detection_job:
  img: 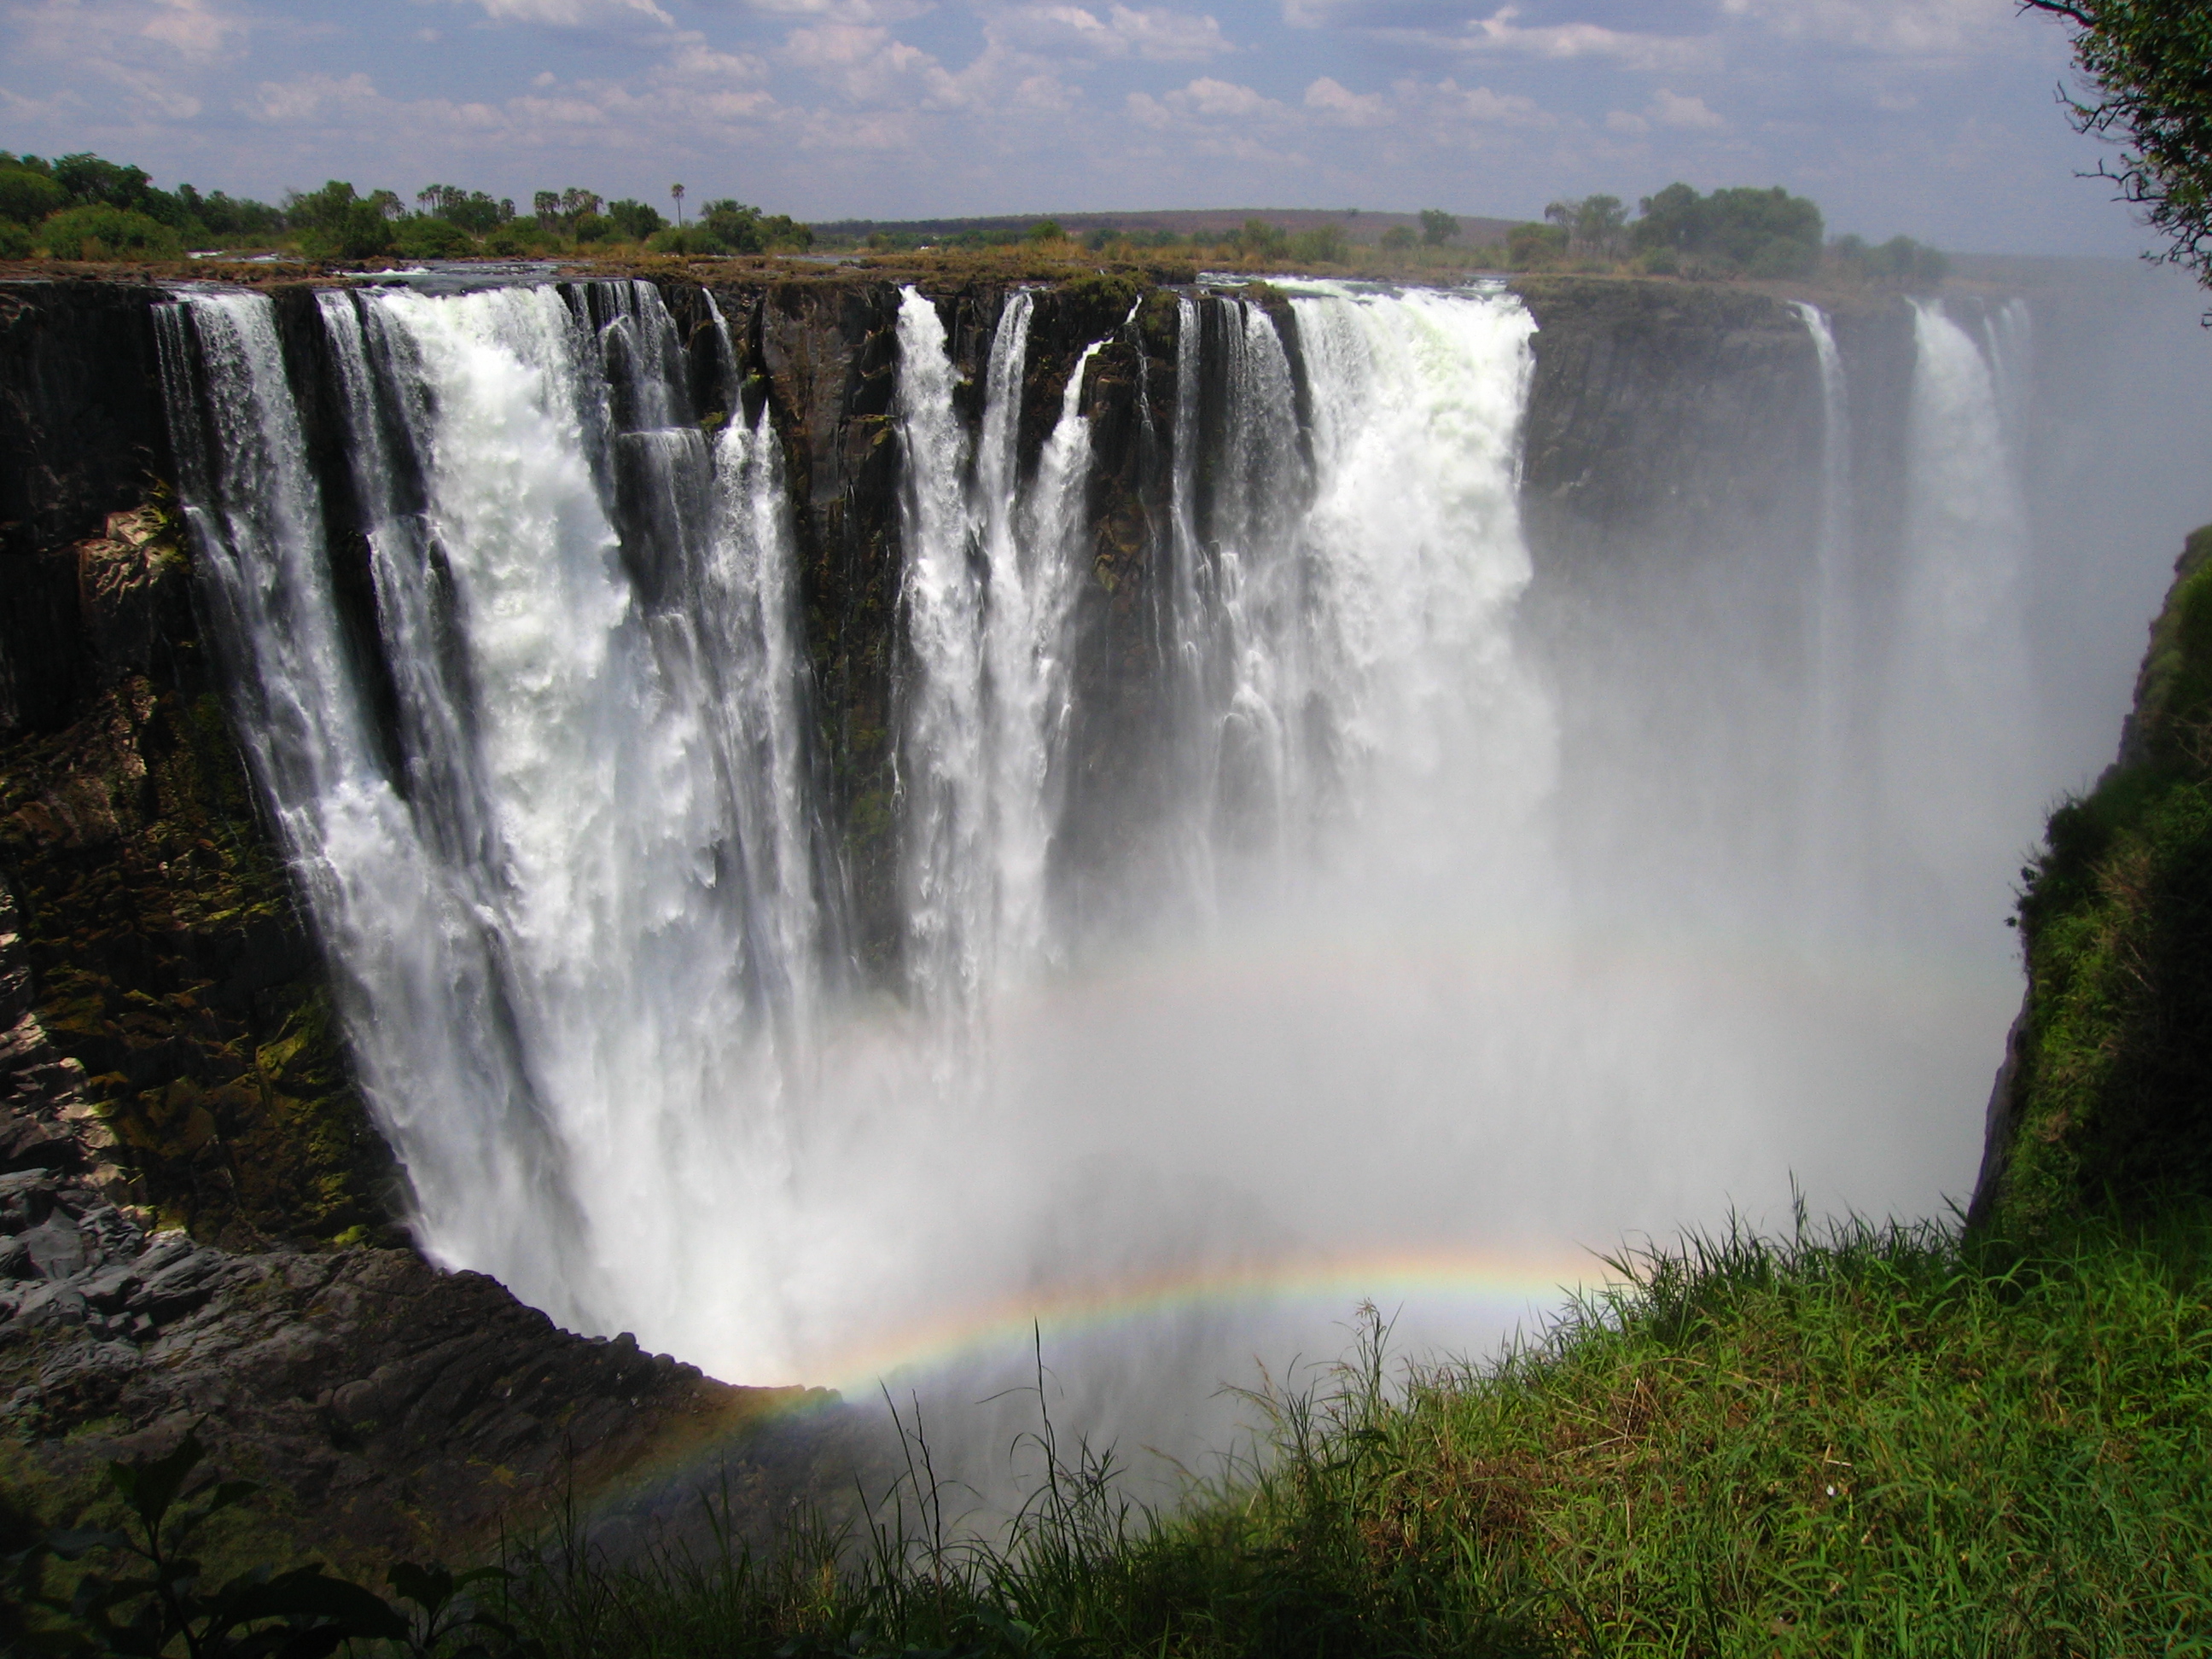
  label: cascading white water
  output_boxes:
[151,268,2108,1494]
[161,281,838,1368]
[1791,301,1859,932]
[894,288,1109,1022]
[1884,299,2035,923]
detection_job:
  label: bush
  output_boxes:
[1233,217,1289,262]
[394,215,474,259]
[1379,224,1417,252]
[484,221,550,257]
[1289,222,1349,265]
[0,218,32,259]
[1506,220,1569,269]
[1027,218,1064,242]
[36,203,183,260]
[0,164,65,224]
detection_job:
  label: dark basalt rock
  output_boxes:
[0,1155,828,1563]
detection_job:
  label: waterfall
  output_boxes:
[894,290,1109,1022]
[148,272,1714,1402]
[1791,301,1857,928]
[160,281,830,1370]
[1884,298,2035,919]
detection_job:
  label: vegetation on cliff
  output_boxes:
[1981,528,2212,1238]
[21,1208,2207,1656]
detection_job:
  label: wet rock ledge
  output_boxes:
[0,887,823,1563]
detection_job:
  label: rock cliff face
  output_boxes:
[1970,525,2212,1237]
[0,268,1909,1549]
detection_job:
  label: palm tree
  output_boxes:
[671,183,685,225]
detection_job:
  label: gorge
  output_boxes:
[4,260,2209,1536]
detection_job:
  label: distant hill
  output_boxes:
[812,207,1525,247]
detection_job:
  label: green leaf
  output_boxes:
[108,1430,206,1537]
[212,1565,411,1643]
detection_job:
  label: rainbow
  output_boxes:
[814,1245,1610,1395]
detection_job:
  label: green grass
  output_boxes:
[492,1209,2212,1658]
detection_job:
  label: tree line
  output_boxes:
[0,152,812,261]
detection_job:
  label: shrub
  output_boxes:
[0,165,65,224]
[0,218,32,259]
[1289,222,1349,265]
[1379,224,1417,251]
[1234,217,1289,261]
[484,221,550,257]
[36,203,183,260]
[1027,218,1064,242]
[1506,220,1569,269]
[395,214,474,259]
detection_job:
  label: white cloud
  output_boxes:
[993,4,1230,62]
[1344,5,1717,74]
[460,0,673,27]
[12,0,246,61]
[242,71,380,124]
[727,0,932,22]
[141,0,243,58]
[1719,0,2017,56]
[1649,88,1725,131]
[661,34,771,82]
[1303,76,1388,127]
[1168,76,1279,119]
[1605,108,1649,136]
[780,23,960,104]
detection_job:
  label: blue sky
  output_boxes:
[0,0,2155,251]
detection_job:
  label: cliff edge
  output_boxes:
[1972,526,2212,1237]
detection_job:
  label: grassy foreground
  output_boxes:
[500,1211,2212,1658]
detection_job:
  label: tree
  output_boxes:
[287,180,401,259]
[0,163,64,224]
[1506,220,1569,269]
[417,183,512,232]
[1418,207,1458,246]
[2022,1,2212,290]
[1027,218,1065,242]
[1545,194,1628,260]
[1290,221,1349,265]
[608,198,667,241]
[670,181,685,224]
[1235,217,1289,261]
[1631,182,1822,277]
